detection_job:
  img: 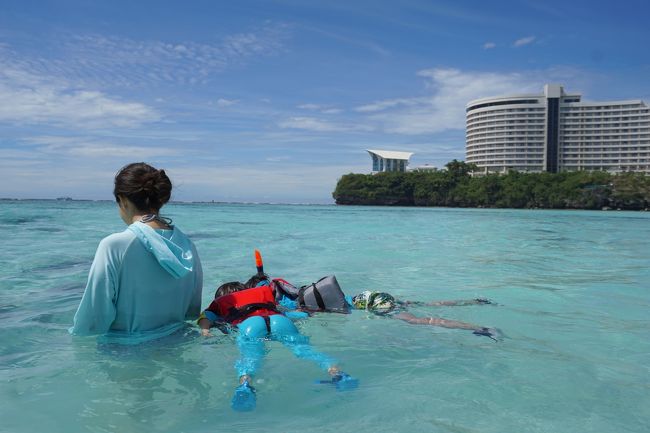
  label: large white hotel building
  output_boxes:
[465,84,650,174]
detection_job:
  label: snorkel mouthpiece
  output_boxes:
[254,249,264,276]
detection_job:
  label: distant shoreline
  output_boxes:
[4,197,650,212]
[332,161,650,211]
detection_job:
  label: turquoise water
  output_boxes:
[1,201,649,433]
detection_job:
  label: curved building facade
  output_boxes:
[466,85,650,174]
[367,149,413,172]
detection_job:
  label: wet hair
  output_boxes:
[215,281,246,299]
[113,162,172,212]
[244,274,269,289]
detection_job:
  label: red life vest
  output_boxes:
[207,285,278,325]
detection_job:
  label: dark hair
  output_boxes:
[215,281,246,299]
[113,162,172,212]
[244,274,269,289]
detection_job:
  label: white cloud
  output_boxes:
[298,104,322,110]
[483,42,496,49]
[265,156,292,162]
[355,97,424,113]
[321,108,342,114]
[513,36,536,47]
[278,116,373,132]
[0,64,160,128]
[285,67,577,136]
[358,68,545,135]
[298,104,342,114]
[20,135,181,159]
[216,98,238,107]
[52,24,289,88]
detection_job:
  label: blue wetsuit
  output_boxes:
[200,302,336,378]
[234,314,334,377]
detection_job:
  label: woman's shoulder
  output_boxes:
[97,229,137,251]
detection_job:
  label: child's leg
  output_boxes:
[394,312,501,341]
[231,316,267,411]
[403,299,493,307]
[235,316,268,379]
[268,314,336,372]
[393,311,480,330]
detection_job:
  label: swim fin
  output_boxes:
[317,372,359,391]
[472,327,501,341]
[475,298,493,305]
[231,381,257,411]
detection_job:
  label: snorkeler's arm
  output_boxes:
[197,309,221,336]
[198,315,212,336]
[71,237,119,335]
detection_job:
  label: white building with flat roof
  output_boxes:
[367,149,413,172]
[465,84,650,174]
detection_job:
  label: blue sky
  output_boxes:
[1,0,649,203]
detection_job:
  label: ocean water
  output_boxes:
[1,200,649,433]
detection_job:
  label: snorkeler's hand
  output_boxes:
[472,327,501,341]
[201,328,213,337]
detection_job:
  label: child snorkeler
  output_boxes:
[198,256,357,412]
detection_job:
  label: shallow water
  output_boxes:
[1,201,649,433]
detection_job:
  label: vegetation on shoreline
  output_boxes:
[333,160,650,210]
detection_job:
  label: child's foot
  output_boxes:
[332,372,359,391]
[317,371,359,391]
[231,380,256,411]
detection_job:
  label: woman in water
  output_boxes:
[71,162,203,339]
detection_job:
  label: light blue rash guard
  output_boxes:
[71,222,203,340]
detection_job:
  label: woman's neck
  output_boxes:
[132,212,171,229]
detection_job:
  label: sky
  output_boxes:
[1,0,649,203]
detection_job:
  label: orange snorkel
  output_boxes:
[254,249,264,276]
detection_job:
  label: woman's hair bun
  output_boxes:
[114,163,172,211]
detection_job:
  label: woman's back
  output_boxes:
[70,162,203,340]
[72,225,202,336]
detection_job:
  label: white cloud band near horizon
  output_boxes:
[281,67,571,135]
